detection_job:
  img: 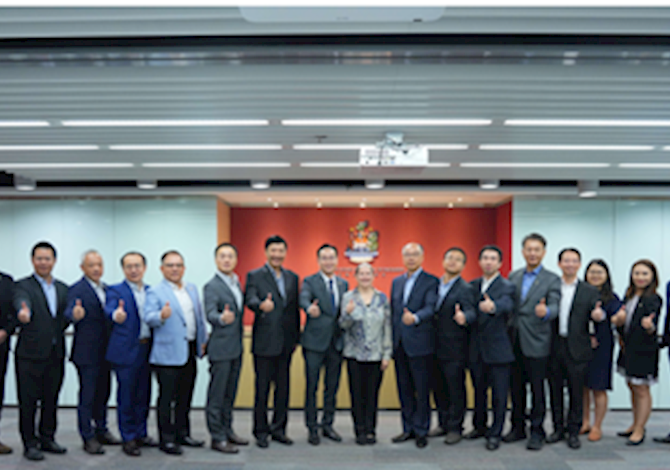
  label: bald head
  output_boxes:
[81,250,103,284]
[401,242,424,273]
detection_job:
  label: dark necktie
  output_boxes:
[329,278,336,312]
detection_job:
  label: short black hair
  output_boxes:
[317,244,338,257]
[120,251,146,267]
[522,232,547,248]
[265,235,287,250]
[215,242,238,256]
[32,241,57,259]
[558,247,581,261]
[479,245,503,262]
[161,250,183,263]
[444,247,467,263]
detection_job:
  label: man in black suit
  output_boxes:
[14,241,69,461]
[299,244,348,445]
[547,248,600,449]
[430,247,476,446]
[467,245,516,451]
[0,271,17,454]
[245,235,300,449]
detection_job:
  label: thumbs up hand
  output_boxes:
[307,299,321,318]
[402,307,416,326]
[260,293,274,313]
[113,299,127,324]
[611,305,626,327]
[591,301,605,322]
[72,298,86,321]
[18,301,31,324]
[454,303,467,326]
[641,312,656,331]
[160,301,172,320]
[220,304,235,325]
[345,298,355,315]
[535,297,548,318]
[479,293,495,314]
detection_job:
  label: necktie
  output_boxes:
[329,279,336,311]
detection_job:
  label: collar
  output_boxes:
[166,279,185,291]
[266,262,284,277]
[561,277,579,288]
[320,271,336,283]
[525,265,543,276]
[441,275,460,286]
[405,267,423,280]
[85,276,104,289]
[482,272,500,284]
[217,270,239,284]
[126,280,145,292]
[34,273,53,286]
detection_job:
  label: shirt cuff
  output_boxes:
[542,307,551,321]
[413,314,420,325]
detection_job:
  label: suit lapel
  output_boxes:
[30,275,51,317]
[406,271,423,306]
[521,269,543,307]
[81,277,103,311]
[262,265,282,300]
[161,280,184,322]
[214,275,239,313]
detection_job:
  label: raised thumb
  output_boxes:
[312,299,319,305]
[21,301,27,309]
[75,299,82,307]
[165,301,170,307]
[118,299,125,309]
[224,304,230,311]
[455,303,461,312]
[266,293,272,300]
[540,297,546,305]
[483,293,490,300]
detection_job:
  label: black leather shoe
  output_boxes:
[179,436,205,447]
[617,430,634,437]
[427,427,447,438]
[366,434,377,445]
[486,437,501,451]
[465,428,487,440]
[136,436,159,448]
[526,434,544,451]
[24,447,44,461]
[653,435,670,444]
[308,429,320,446]
[626,432,645,446]
[567,434,581,449]
[40,440,67,454]
[256,436,269,449]
[227,433,249,446]
[211,440,239,454]
[271,433,293,445]
[322,426,342,442]
[83,438,105,455]
[546,430,565,444]
[502,428,527,443]
[392,432,415,443]
[444,432,462,445]
[159,442,183,455]
[415,436,428,448]
[355,435,367,445]
[96,431,122,446]
[122,441,141,457]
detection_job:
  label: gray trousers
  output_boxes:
[205,356,242,442]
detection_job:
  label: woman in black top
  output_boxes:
[612,259,662,446]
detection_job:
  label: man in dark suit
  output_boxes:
[245,235,300,449]
[13,241,69,461]
[300,244,348,445]
[105,251,157,457]
[204,242,248,454]
[467,245,516,451]
[504,233,561,451]
[390,242,439,449]
[0,271,17,454]
[547,248,600,449]
[430,247,476,446]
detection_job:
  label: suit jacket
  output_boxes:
[65,277,112,366]
[245,265,300,357]
[105,280,149,366]
[391,270,439,357]
[622,293,662,355]
[13,274,69,361]
[663,282,670,349]
[0,272,17,350]
[433,276,476,362]
[468,275,516,364]
[203,274,244,362]
[550,280,600,363]
[508,266,561,359]
[299,273,348,353]
[145,279,207,366]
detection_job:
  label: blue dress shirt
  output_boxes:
[35,273,57,317]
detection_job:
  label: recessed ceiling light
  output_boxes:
[300,162,359,168]
[110,144,282,151]
[457,197,463,202]
[409,197,415,202]
[578,180,598,198]
[251,179,271,190]
[0,121,50,127]
[62,120,269,127]
[14,175,36,191]
[137,180,157,190]
[282,119,491,126]
[0,163,133,169]
[479,179,500,189]
[505,119,670,127]
[365,179,385,190]
[360,202,366,208]
[403,202,410,208]
[479,144,653,151]
[462,162,610,168]
[448,202,454,208]
[316,202,323,208]
[0,145,99,151]
[273,202,279,208]
[142,162,291,168]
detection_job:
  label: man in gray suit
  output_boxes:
[300,244,349,445]
[503,233,561,451]
[204,243,249,454]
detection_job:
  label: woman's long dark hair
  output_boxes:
[625,259,659,300]
[584,259,615,305]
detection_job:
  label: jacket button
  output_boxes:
[182,322,186,326]
[184,337,187,341]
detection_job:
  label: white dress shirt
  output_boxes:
[128,281,151,340]
[86,277,106,306]
[559,278,578,337]
[481,273,499,294]
[168,281,197,341]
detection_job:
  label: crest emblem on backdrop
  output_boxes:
[345,220,379,264]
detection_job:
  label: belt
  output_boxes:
[139,338,150,344]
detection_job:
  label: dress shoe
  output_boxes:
[546,430,566,444]
[588,427,602,442]
[23,447,44,461]
[83,438,105,455]
[271,433,293,445]
[502,428,527,443]
[256,436,269,449]
[391,432,415,443]
[211,440,239,454]
[415,436,428,448]
[355,435,367,446]
[366,434,377,445]
[567,434,581,449]
[427,427,447,438]
[227,433,249,446]
[136,436,159,447]
[617,430,634,437]
[40,440,67,454]
[159,442,183,455]
[444,432,462,445]
[179,436,205,447]
[96,431,122,446]
[308,429,320,446]
[526,434,544,451]
[653,435,670,444]
[626,432,645,446]
[464,428,487,440]
[486,437,501,451]
[322,426,342,442]
[0,442,12,454]
[122,441,141,457]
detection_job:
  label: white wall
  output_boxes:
[513,198,670,409]
[0,197,218,407]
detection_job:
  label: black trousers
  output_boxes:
[346,359,383,437]
[469,361,510,438]
[153,341,197,444]
[510,338,548,437]
[15,348,65,449]
[0,341,8,429]
[548,337,588,436]
[394,346,431,437]
[75,362,111,441]
[303,343,342,430]
[205,356,242,442]
[433,358,466,434]
[253,351,292,439]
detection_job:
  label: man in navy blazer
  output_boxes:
[145,250,207,455]
[64,250,119,455]
[467,245,516,451]
[390,242,439,449]
[105,251,157,457]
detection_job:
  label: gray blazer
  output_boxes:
[299,273,348,353]
[203,274,244,362]
[508,266,561,358]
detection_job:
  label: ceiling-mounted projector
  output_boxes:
[359,132,429,168]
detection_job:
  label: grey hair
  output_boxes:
[81,249,101,264]
[354,262,375,276]
[401,242,424,255]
